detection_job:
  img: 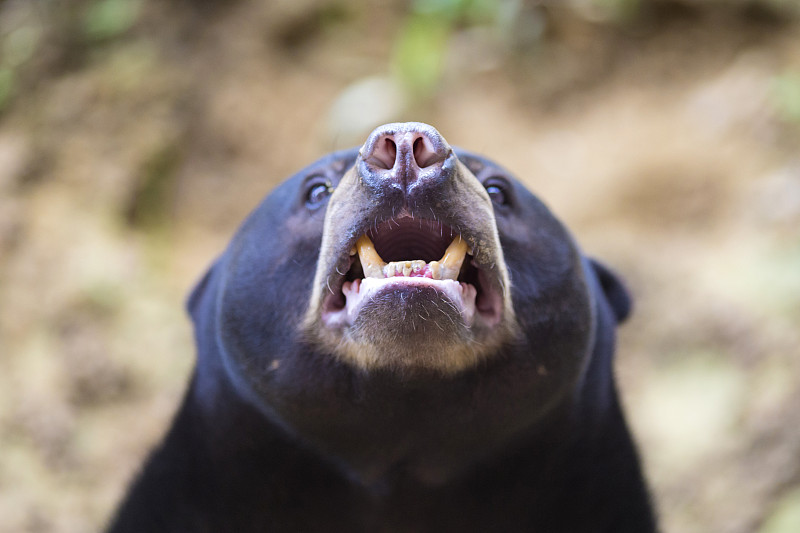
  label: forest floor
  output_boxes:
[1,1,800,532]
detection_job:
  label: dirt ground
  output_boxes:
[1,1,800,532]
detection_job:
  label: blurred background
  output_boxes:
[0,0,799,531]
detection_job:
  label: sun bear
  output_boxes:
[107,122,656,532]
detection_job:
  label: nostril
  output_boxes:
[413,135,443,168]
[361,123,450,178]
[368,136,397,170]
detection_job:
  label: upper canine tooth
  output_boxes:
[356,235,386,278]
[439,236,468,280]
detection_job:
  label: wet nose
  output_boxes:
[359,122,453,196]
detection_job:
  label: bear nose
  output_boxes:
[364,126,447,171]
[359,122,452,197]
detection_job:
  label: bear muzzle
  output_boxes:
[303,123,516,374]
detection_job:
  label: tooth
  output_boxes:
[439,236,468,280]
[383,260,427,277]
[429,261,441,280]
[356,234,468,281]
[356,235,386,278]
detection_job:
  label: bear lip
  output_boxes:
[323,277,478,329]
[319,214,504,330]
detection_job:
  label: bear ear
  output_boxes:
[588,258,632,324]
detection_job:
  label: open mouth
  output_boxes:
[321,216,503,329]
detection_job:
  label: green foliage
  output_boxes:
[772,71,800,123]
[392,0,512,98]
[760,488,800,533]
[83,0,142,41]
[0,24,41,112]
[127,143,182,230]
[0,68,14,111]
[411,0,497,21]
[591,0,642,21]
[392,14,451,98]
[766,0,800,15]
[4,26,42,68]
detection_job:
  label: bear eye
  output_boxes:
[306,179,333,207]
[484,178,509,206]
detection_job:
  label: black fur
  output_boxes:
[106,146,656,532]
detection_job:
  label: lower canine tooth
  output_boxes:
[429,261,441,280]
[356,235,387,278]
[439,236,468,280]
